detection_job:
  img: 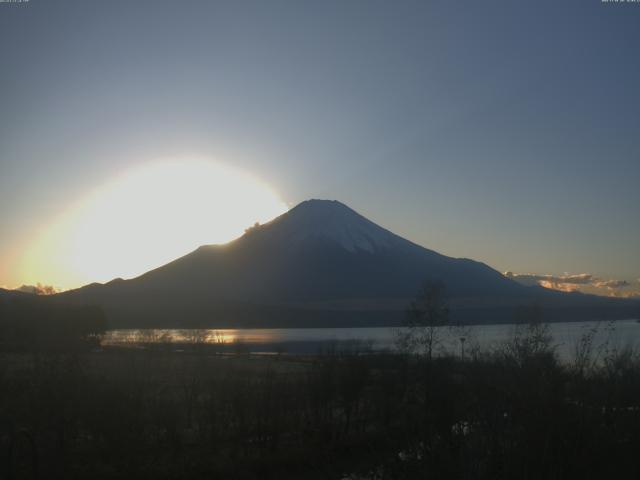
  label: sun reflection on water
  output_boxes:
[103,329,275,346]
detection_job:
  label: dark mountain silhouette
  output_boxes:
[56,200,639,328]
[0,288,31,299]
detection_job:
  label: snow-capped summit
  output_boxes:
[248,199,403,253]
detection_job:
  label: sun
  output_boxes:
[20,160,288,289]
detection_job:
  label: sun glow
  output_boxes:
[20,160,288,289]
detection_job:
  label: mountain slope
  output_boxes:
[57,200,638,327]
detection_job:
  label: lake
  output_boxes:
[104,318,640,359]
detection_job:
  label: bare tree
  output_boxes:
[504,303,554,366]
[182,329,210,354]
[397,281,450,360]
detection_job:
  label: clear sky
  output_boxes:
[1,0,639,296]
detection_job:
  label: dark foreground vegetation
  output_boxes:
[2,290,640,479]
[0,295,106,353]
[1,326,640,480]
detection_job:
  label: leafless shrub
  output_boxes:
[397,281,450,360]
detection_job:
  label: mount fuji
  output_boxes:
[56,200,637,327]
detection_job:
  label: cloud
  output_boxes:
[504,272,595,287]
[594,279,631,289]
[504,271,638,296]
[538,280,580,293]
[16,283,59,295]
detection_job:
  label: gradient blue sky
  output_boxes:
[1,0,639,294]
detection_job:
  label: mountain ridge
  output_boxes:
[56,199,638,328]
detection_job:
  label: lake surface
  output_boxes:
[104,319,640,359]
